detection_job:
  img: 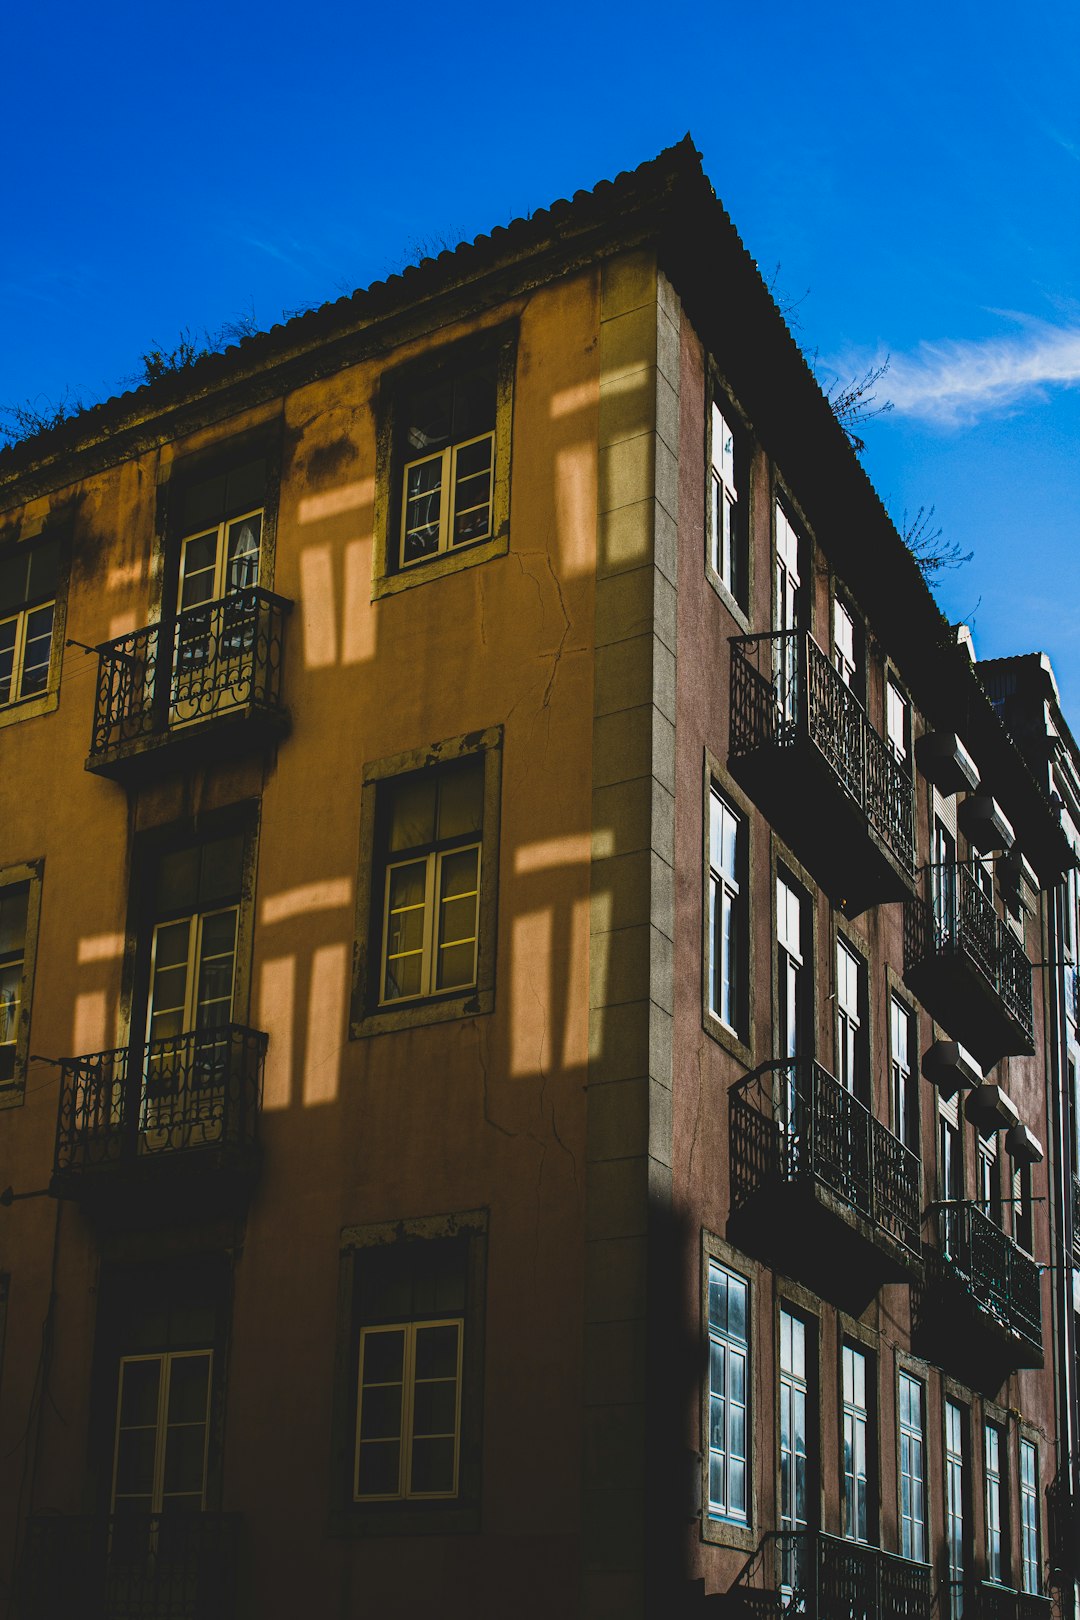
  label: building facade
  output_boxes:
[0,141,1074,1618]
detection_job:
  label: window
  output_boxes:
[779,1309,813,1595]
[707,396,747,606]
[0,862,41,1101]
[985,1421,1007,1584]
[890,996,918,1155]
[0,536,60,710]
[0,884,29,1086]
[709,791,747,1039]
[375,333,514,592]
[334,1210,486,1534]
[979,1139,1003,1229]
[945,1400,967,1617]
[833,598,858,689]
[898,1371,927,1563]
[113,1350,213,1514]
[1012,1159,1034,1255]
[938,1101,963,1258]
[379,759,482,1005]
[1020,1438,1039,1594]
[707,1262,749,1523]
[777,874,809,1064]
[836,938,869,1101]
[842,1343,873,1544]
[886,679,911,767]
[774,503,804,724]
[353,732,501,1035]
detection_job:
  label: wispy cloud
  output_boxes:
[836,318,1080,427]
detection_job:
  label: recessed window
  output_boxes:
[0,537,60,709]
[0,884,29,1086]
[985,1421,1007,1584]
[890,996,918,1155]
[708,397,748,607]
[836,938,869,1102]
[842,1343,874,1545]
[833,598,857,688]
[708,789,747,1039]
[779,1308,814,1596]
[1020,1438,1040,1594]
[707,1261,749,1523]
[113,1350,213,1514]
[945,1399,967,1614]
[898,1371,927,1563]
[886,679,910,767]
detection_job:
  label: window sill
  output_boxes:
[704,565,750,634]
[372,531,508,600]
[702,1008,753,1071]
[0,689,59,731]
[701,1513,756,1553]
[352,987,494,1039]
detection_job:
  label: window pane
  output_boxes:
[20,604,54,696]
[410,1435,455,1494]
[357,1440,400,1496]
[359,1381,404,1440]
[403,455,443,561]
[414,1323,459,1381]
[0,884,29,957]
[167,1354,211,1425]
[437,760,484,839]
[389,777,438,853]
[226,514,261,590]
[361,1327,405,1384]
[0,619,15,705]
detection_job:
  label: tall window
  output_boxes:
[777,874,809,1063]
[1012,1159,1034,1255]
[938,1104,963,1259]
[379,758,483,1005]
[945,1400,967,1617]
[354,1238,468,1501]
[779,1309,812,1594]
[775,503,803,725]
[707,1261,749,1523]
[836,939,868,1100]
[709,399,746,604]
[0,537,59,709]
[934,819,958,943]
[0,883,29,1085]
[979,1140,1003,1228]
[842,1344,873,1544]
[890,996,918,1154]
[898,1372,926,1563]
[886,679,910,767]
[709,790,746,1038]
[1020,1439,1039,1594]
[113,1350,213,1514]
[833,598,857,688]
[985,1422,1006,1584]
[398,363,496,569]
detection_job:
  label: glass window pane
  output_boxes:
[361,1328,405,1385]
[437,761,484,840]
[166,1355,210,1425]
[356,1439,400,1496]
[389,778,438,852]
[414,1323,459,1380]
[410,1435,455,1494]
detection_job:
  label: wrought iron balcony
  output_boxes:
[52,1024,266,1210]
[21,1511,240,1620]
[922,1201,1043,1367]
[729,1060,922,1293]
[1048,1455,1080,1583]
[729,631,915,913]
[946,1580,1052,1619]
[904,862,1034,1067]
[87,587,291,780]
[1072,1172,1080,1264]
[727,1530,932,1619]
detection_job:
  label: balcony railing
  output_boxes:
[728,1530,932,1619]
[1047,1454,1080,1581]
[926,1201,1043,1361]
[53,1024,266,1200]
[946,1581,1052,1619]
[88,587,290,775]
[1072,1172,1080,1263]
[730,1060,922,1271]
[21,1512,240,1620]
[729,631,915,904]
[904,862,1034,1060]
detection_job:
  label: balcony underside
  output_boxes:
[915,1263,1043,1380]
[730,741,913,916]
[903,949,1034,1069]
[729,1173,921,1305]
[50,1133,261,1223]
[86,699,289,783]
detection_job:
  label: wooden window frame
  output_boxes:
[0,859,43,1108]
[354,1319,463,1502]
[111,1349,213,1515]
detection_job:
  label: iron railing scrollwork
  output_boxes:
[21,1511,241,1620]
[905,862,1034,1046]
[728,1530,932,1618]
[54,1024,266,1181]
[90,588,290,761]
[729,631,915,878]
[943,1579,1053,1619]
[730,1060,921,1259]
[927,1201,1042,1356]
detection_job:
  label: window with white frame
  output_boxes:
[842,1343,872,1544]
[945,1399,967,1616]
[886,679,910,767]
[774,502,804,726]
[898,1371,927,1563]
[353,1236,468,1502]
[112,1349,213,1514]
[890,996,918,1155]
[1020,1438,1039,1594]
[398,364,496,569]
[707,1261,749,1523]
[1012,1159,1034,1255]
[0,537,60,709]
[833,598,857,689]
[0,883,29,1086]
[836,938,868,1101]
[709,789,746,1039]
[985,1421,1006,1584]
[779,1308,812,1595]
[709,399,746,604]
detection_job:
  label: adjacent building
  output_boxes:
[0,139,1075,1618]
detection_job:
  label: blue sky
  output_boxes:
[4,0,1079,714]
